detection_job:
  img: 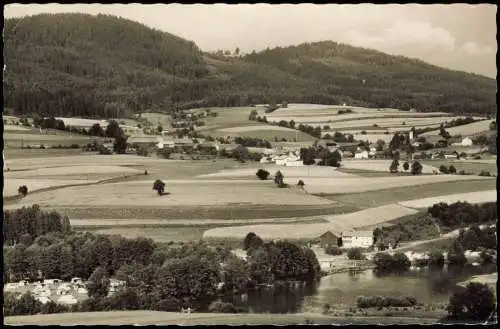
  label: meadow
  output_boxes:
[420,119,493,137]
[321,179,496,209]
[4,311,440,325]
[398,190,497,209]
[340,160,439,173]
[422,159,498,175]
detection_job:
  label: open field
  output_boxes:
[317,117,461,130]
[457,273,497,291]
[203,204,418,240]
[79,218,326,243]
[55,117,108,128]
[211,127,315,142]
[321,179,496,209]
[345,133,394,144]
[34,203,359,221]
[8,180,335,208]
[4,165,143,181]
[3,124,30,131]
[267,112,450,124]
[398,190,497,209]
[422,160,497,175]
[336,168,413,177]
[3,178,99,198]
[3,154,182,171]
[341,160,439,173]
[4,148,85,159]
[197,165,357,179]
[301,175,493,195]
[4,311,440,325]
[140,112,172,128]
[196,107,260,131]
[421,119,494,137]
[3,131,101,148]
[219,125,296,132]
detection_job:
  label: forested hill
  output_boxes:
[3,13,496,118]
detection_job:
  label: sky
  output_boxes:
[4,3,497,78]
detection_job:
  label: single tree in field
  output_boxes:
[256,169,270,180]
[403,161,410,171]
[447,282,496,322]
[297,180,305,188]
[389,159,399,173]
[18,185,28,197]
[274,170,285,188]
[448,165,457,174]
[411,161,423,175]
[153,179,166,196]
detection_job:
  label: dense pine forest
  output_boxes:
[3,13,496,118]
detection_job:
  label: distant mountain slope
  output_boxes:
[3,14,496,118]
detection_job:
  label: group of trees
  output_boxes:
[357,295,417,309]
[456,225,496,251]
[439,164,457,174]
[427,201,497,230]
[3,205,71,246]
[233,137,272,148]
[389,159,422,175]
[300,147,342,167]
[373,252,411,273]
[243,233,322,283]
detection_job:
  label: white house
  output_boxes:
[461,137,473,147]
[284,158,304,167]
[341,231,373,248]
[354,150,369,160]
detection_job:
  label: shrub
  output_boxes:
[439,165,449,174]
[98,145,112,155]
[448,165,457,174]
[403,162,409,171]
[153,179,166,196]
[208,301,239,313]
[40,144,46,149]
[18,185,28,197]
[70,144,79,149]
[325,245,342,256]
[458,170,466,175]
[256,169,270,180]
[357,295,418,309]
[411,161,423,175]
[297,180,305,187]
[347,248,364,260]
[473,155,481,160]
[478,170,491,176]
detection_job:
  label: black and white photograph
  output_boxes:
[2,3,497,325]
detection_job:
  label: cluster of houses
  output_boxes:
[4,277,126,306]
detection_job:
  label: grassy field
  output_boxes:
[203,204,419,240]
[399,190,497,209]
[25,203,360,220]
[422,160,498,175]
[9,180,335,208]
[4,148,86,159]
[4,311,441,325]
[340,160,439,173]
[78,218,327,243]
[211,127,315,142]
[198,165,357,179]
[320,179,496,209]
[421,119,494,137]
[3,178,99,198]
[336,168,414,177]
[3,131,101,148]
[302,175,493,195]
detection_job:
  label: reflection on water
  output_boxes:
[224,264,496,314]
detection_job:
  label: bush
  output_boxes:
[448,165,456,174]
[347,248,364,260]
[325,245,342,256]
[458,170,467,175]
[70,144,79,149]
[98,145,112,155]
[439,165,449,174]
[208,301,239,313]
[447,282,495,322]
[411,161,423,175]
[478,170,491,176]
[297,180,305,187]
[256,169,270,180]
[357,295,418,309]
[18,185,28,196]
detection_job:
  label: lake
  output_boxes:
[226,264,496,314]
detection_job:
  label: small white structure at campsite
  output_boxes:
[341,231,373,248]
[354,150,369,160]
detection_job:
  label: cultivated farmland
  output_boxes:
[301,175,494,195]
[340,160,439,173]
[420,119,494,137]
[398,190,497,209]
